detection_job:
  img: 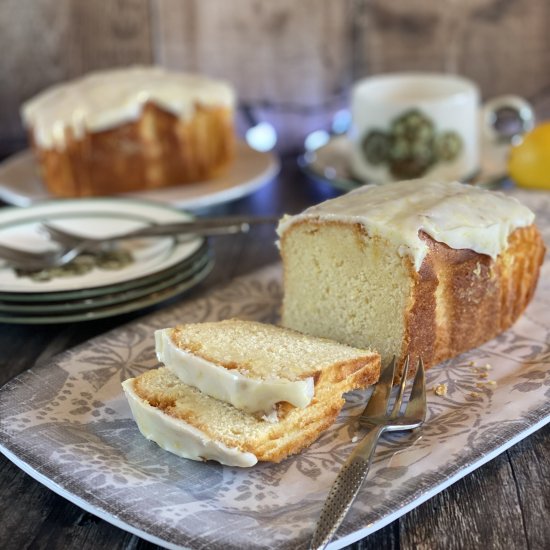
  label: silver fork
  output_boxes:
[0,215,279,271]
[309,355,426,550]
[40,214,280,249]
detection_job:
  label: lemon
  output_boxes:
[508,122,550,189]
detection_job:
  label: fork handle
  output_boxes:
[309,425,384,550]
[106,215,281,240]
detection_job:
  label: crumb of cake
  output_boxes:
[469,391,481,398]
[478,372,489,379]
[487,380,497,386]
[433,383,448,396]
[484,363,492,370]
[468,361,476,367]
[351,435,359,443]
[475,382,487,388]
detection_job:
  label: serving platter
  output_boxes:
[0,141,279,210]
[0,188,548,549]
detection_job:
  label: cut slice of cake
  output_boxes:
[21,67,236,197]
[277,179,545,376]
[155,319,379,416]
[123,320,380,466]
[123,357,378,466]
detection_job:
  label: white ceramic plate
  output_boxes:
[0,188,549,549]
[0,241,209,303]
[0,254,213,324]
[0,198,204,294]
[0,251,211,315]
[299,135,509,192]
[0,141,279,210]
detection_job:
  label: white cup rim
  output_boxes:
[353,72,478,104]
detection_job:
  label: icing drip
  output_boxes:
[21,66,236,149]
[277,179,535,270]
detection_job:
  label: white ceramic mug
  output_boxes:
[349,73,534,183]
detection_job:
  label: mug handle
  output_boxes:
[481,95,535,145]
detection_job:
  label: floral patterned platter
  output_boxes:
[0,189,549,550]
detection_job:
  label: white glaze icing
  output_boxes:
[21,66,236,149]
[122,378,257,467]
[277,179,535,270]
[155,329,314,415]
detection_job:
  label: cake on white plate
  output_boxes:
[21,66,236,197]
[277,179,545,378]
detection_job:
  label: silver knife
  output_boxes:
[117,214,282,238]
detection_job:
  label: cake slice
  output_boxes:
[123,320,380,466]
[155,319,379,416]
[123,359,377,466]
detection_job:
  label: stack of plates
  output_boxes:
[0,198,214,324]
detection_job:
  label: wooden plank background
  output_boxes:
[1,0,549,156]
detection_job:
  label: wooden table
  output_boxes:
[0,155,548,550]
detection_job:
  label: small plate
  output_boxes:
[0,141,280,210]
[0,251,211,314]
[0,241,209,303]
[0,198,205,294]
[0,254,213,324]
[299,135,509,192]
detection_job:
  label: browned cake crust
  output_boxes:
[403,224,545,376]
[30,102,234,198]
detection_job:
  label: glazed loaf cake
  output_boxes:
[277,180,545,376]
[21,67,236,197]
[123,320,380,466]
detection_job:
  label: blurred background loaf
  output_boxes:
[1,0,550,160]
[21,68,236,197]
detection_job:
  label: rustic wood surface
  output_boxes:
[0,0,152,158]
[0,156,548,550]
[352,0,550,101]
[2,0,550,156]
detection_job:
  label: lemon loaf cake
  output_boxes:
[21,66,236,197]
[155,319,380,416]
[277,180,545,376]
[123,321,380,466]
